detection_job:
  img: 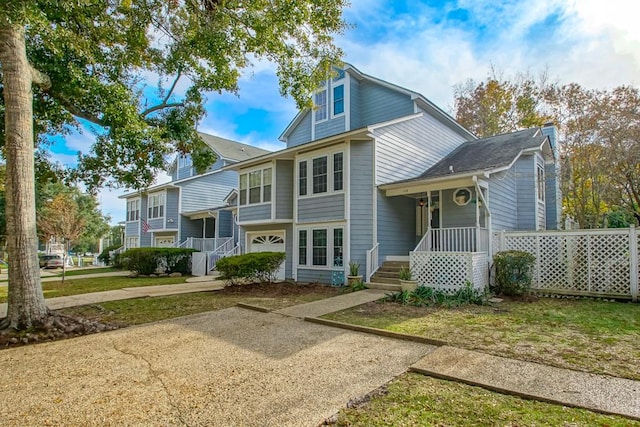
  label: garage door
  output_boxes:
[248,232,286,280]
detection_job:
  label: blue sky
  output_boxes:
[48,0,640,224]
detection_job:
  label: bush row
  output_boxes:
[215,252,286,285]
[119,248,197,275]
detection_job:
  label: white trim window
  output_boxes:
[239,167,273,205]
[125,236,139,249]
[298,225,344,268]
[332,83,344,116]
[314,88,328,122]
[127,199,140,222]
[148,192,165,219]
[298,150,344,197]
[178,154,192,168]
[537,164,545,202]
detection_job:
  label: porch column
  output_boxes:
[202,218,206,238]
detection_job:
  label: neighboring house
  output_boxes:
[120,133,270,253]
[227,63,562,289]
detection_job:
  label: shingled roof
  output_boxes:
[419,127,548,179]
[198,132,270,162]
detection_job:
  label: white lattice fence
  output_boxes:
[494,228,639,301]
[410,251,489,294]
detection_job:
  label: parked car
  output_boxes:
[40,254,65,269]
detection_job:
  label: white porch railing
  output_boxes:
[366,242,380,282]
[415,227,488,253]
[206,243,241,274]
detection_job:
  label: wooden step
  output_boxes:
[369,276,400,285]
[366,282,402,292]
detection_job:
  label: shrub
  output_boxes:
[492,250,536,296]
[120,248,196,275]
[98,244,122,265]
[215,252,285,285]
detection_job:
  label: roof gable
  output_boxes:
[198,132,270,161]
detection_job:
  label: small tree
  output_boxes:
[37,194,85,283]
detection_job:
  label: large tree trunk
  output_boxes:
[0,21,49,328]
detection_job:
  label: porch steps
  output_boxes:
[366,260,408,292]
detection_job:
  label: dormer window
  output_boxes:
[333,84,344,116]
[314,89,327,122]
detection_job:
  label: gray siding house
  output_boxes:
[121,133,269,251]
[228,63,562,287]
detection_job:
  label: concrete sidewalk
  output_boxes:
[0,279,225,317]
[273,288,388,318]
[411,346,640,420]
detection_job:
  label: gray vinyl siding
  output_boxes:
[180,216,203,241]
[177,170,236,212]
[315,115,346,140]
[205,157,225,173]
[349,141,374,268]
[165,189,179,229]
[148,217,164,230]
[488,170,518,231]
[515,156,536,230]
[441,188,477,228]
[217,210,233,238]
[275,160,294,220]
[240,224,293,279]
[296,269,332,285]
[177,164,193,180]
[238,204,271,222]
[139,198,151,246]
[350,78,361,129]
[376,193,416,259]
[297,194,345,223]
[545,162,560,229]
[287,111,312,148]
[374,110,468,185]
[359,80,414,126]
[125,221,139,236]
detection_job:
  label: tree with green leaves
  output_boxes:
[0,0,347,329]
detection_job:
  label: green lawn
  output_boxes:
[61,282,342,325]
[323,296,640,380]
[335,373,639,426]
[0,275,189,303]
[50,267,120,277]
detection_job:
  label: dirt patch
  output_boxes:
[218,281,342,298]
[0,312,118,350]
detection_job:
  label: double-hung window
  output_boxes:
[314,88,327,122]
[312,229,327,266]
[148,193,165,219]
[333,153,343,191]
[239,167,273,205]
[127,199,140,222]
[312,157,328,194]
[299,161,307,196]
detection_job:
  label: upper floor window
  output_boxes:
[299,151,344,197]
[239,167,272,206]
[178,154,192,168]
[537,164,545,202]
[312,157,328,194]
[299,161,308,196]
[127,199,140,222]
[148,192,165,219]
[333,153,343,191]
[314,89,327,122]
[333,84,344,116]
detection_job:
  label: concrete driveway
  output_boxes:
[0,307,435,426]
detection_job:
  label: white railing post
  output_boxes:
[630,225,638,302]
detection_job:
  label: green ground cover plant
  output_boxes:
[335,373,638,426]
[324,296,640,380]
